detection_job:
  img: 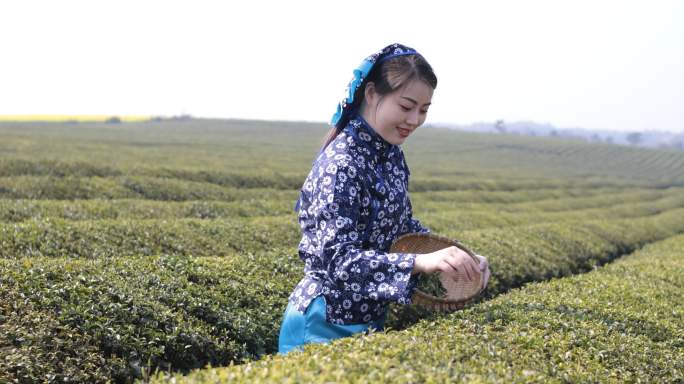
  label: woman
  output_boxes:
[279,43,490,355]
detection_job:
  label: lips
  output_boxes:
[397,127,411,137]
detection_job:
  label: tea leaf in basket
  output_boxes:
[417,273,447,298]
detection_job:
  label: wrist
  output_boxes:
[411,254,423,275]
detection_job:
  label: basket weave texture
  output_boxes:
[390,232,484,311]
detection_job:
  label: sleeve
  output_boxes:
[302,157,420,305]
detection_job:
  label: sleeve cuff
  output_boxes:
[394,253,421,305]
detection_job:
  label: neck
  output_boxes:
[358,104,383,139]
[358,103,374,129]
[349,112,395,159]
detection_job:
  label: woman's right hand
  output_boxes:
[411,246,481,283]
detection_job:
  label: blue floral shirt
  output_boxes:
[289,113,431,325]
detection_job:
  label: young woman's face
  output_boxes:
[361,79,434,145]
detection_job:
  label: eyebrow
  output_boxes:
[401,96,431,106]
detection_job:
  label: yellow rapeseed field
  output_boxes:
[0,115,150,122]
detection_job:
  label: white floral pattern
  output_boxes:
[289,112,431,325]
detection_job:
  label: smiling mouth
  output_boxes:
[397,127,410,137]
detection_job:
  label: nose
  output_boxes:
[406,110,419,126]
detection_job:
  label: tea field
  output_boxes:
[0,119,683,383]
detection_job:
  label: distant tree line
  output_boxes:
[149,114,194,122]
[482,119,684,152]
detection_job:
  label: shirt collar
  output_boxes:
[345,112,398,159]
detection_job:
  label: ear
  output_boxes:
[364,82,377,105]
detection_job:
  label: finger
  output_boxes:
[452,253,478,281]
[443,256,468,281]
[467,263,478,282]
[439,261,459,280]
[449,267,460,282]
[441,255,461,273]
[442,261,460,281]
[469,255,481,270]
[462,259,477,281]
[462,255,479,281]
[462,262,473,282]
[479,259,488,272]
[477,256,488,270]
[457,257,475,282]
[471,258,481,278]
[471,260,482,281]
[450,263,464,282]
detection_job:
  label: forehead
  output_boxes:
[395,79,433,105]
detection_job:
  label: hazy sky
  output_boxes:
[1,0,682,133]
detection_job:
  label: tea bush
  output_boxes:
[0,197,295,222]
[0,216,300,259]
[3,119,684,383]
[153,234,684,383]
[2,210,684,383]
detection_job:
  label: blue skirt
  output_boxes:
[278,295,387,355]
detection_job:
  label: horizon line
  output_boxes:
[0,114,680,134]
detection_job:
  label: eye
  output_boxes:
[400,105,411,111]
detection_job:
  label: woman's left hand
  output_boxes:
[474,254,491,290]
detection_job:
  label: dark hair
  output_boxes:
[319,54,438,153]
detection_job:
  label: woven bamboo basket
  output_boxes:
[390,232,485,311]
